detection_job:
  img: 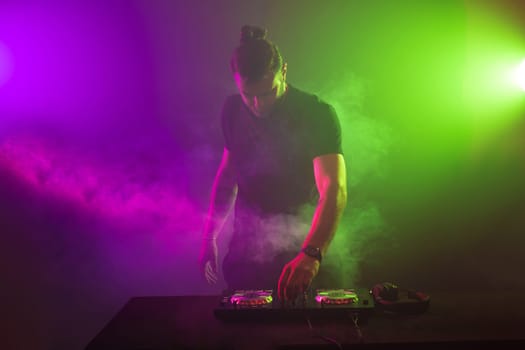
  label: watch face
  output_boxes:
[305,247,317,255]
[303,246,321,260]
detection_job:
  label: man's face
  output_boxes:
[234,65,287,118]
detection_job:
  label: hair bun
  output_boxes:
[240,25,268,44]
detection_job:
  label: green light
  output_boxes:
[513,59,525,92]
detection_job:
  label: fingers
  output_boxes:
[279,267,312,301]
[278,266,290,301]
[199,240,219,285]
[204,261,218,285]
[279,266,317,301]
[286,275,310,301]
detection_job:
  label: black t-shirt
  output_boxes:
[221,84,342,262]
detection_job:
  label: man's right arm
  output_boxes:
[199,148,238,284]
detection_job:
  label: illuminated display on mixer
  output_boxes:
[315,289,359,305]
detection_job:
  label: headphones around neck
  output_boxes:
[370,282,430,314]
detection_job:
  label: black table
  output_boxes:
[85,290,525,349]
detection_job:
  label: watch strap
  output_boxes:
[301,245,322,262]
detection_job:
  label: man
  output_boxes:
[199,25,347,301]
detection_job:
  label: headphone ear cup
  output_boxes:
[380,282,399,301]
[371,282,430,314]
[407,289,418,299]
[371,283,395,305]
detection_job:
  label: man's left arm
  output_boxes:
[304,153,347,255]
[278,153,347,300]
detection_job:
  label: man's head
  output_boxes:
[230,25,288,118]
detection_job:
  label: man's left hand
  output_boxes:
[278,253,320,301]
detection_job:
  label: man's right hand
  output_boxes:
[199,238,219,285]
[199,148,237,286]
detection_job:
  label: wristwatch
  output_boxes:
[301,245,322,262]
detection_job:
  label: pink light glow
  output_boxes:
[0,2,153,129]
[0,135,203,236]
[0,41,14,87]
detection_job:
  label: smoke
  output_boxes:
[212,72,395,288]
[304,71,396,287]
[0,124,218,295]
[328,204,396,287]
[235,206,315,264]
[0,133,205,238]
[0,124,229,350]
[313,71,395,188]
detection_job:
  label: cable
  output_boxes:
[306,315,313,331]
[305,315,343,350]
[350,312,364,343]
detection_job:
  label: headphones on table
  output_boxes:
[370,282,430,314]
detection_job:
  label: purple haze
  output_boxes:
[0,5,233,350]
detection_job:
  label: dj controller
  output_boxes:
[214,288,375,323]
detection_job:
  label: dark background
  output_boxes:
[1,1,524,349]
